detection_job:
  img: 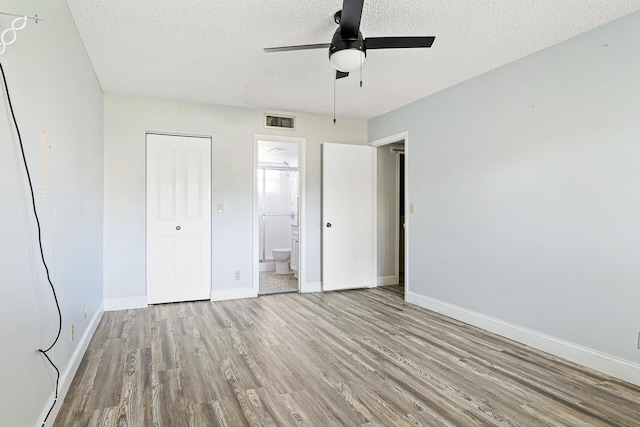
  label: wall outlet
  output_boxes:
[637,332,640,350]
[70,324,75,342]
[235,271,241,280]
[83,304,87,320]
[409,203,415,213]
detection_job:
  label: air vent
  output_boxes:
[265,114,295,130]
[390,145,404,154]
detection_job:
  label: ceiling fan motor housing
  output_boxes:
[329,28,366,72]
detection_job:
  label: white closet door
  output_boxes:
[146,134,211,304]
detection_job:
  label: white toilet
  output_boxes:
[272,248,292,274]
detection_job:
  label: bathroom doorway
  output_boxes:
[256,139,300,295]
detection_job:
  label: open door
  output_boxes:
[322,143,376,291]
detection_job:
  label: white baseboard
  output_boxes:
[39,302,104,427]
[104,296,148,311]
[211,287,257,301]
[378,275,399,286]
[406,291,640,387]
[301,281,322,293]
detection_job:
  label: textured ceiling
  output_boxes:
[66,1,640,120]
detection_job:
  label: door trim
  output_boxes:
[369,131,409,294]
[252,134,306,296]
[394,152,401,284]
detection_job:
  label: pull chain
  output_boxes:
[333,73,336,125]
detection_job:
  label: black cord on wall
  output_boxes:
[0,62,63,427]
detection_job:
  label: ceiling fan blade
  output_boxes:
[264,43,331,53]
[340,0,364,38]
[365,36,435,50]
[336,70,349,79]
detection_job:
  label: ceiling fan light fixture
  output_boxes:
[264,1,436,82]
[330,48,365,72]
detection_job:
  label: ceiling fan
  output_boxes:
[264,0,435,80]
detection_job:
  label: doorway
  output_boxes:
[255,138,300,295]
[372,132,409,298]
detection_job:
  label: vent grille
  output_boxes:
[265,114,295,130]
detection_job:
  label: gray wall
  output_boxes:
[0,1,104,425]
[369,12,640,364]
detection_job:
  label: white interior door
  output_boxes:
[322,143,376,291]
[146,134,211,304]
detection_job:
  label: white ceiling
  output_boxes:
[66,1,640,121]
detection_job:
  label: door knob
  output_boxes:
[326,223,332,228]
[176,226,181,231]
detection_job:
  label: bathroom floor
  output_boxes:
[259,271,298,295]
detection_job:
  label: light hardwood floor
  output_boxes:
[54,286,640,426]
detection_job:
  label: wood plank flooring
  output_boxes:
[54,286,640,426]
